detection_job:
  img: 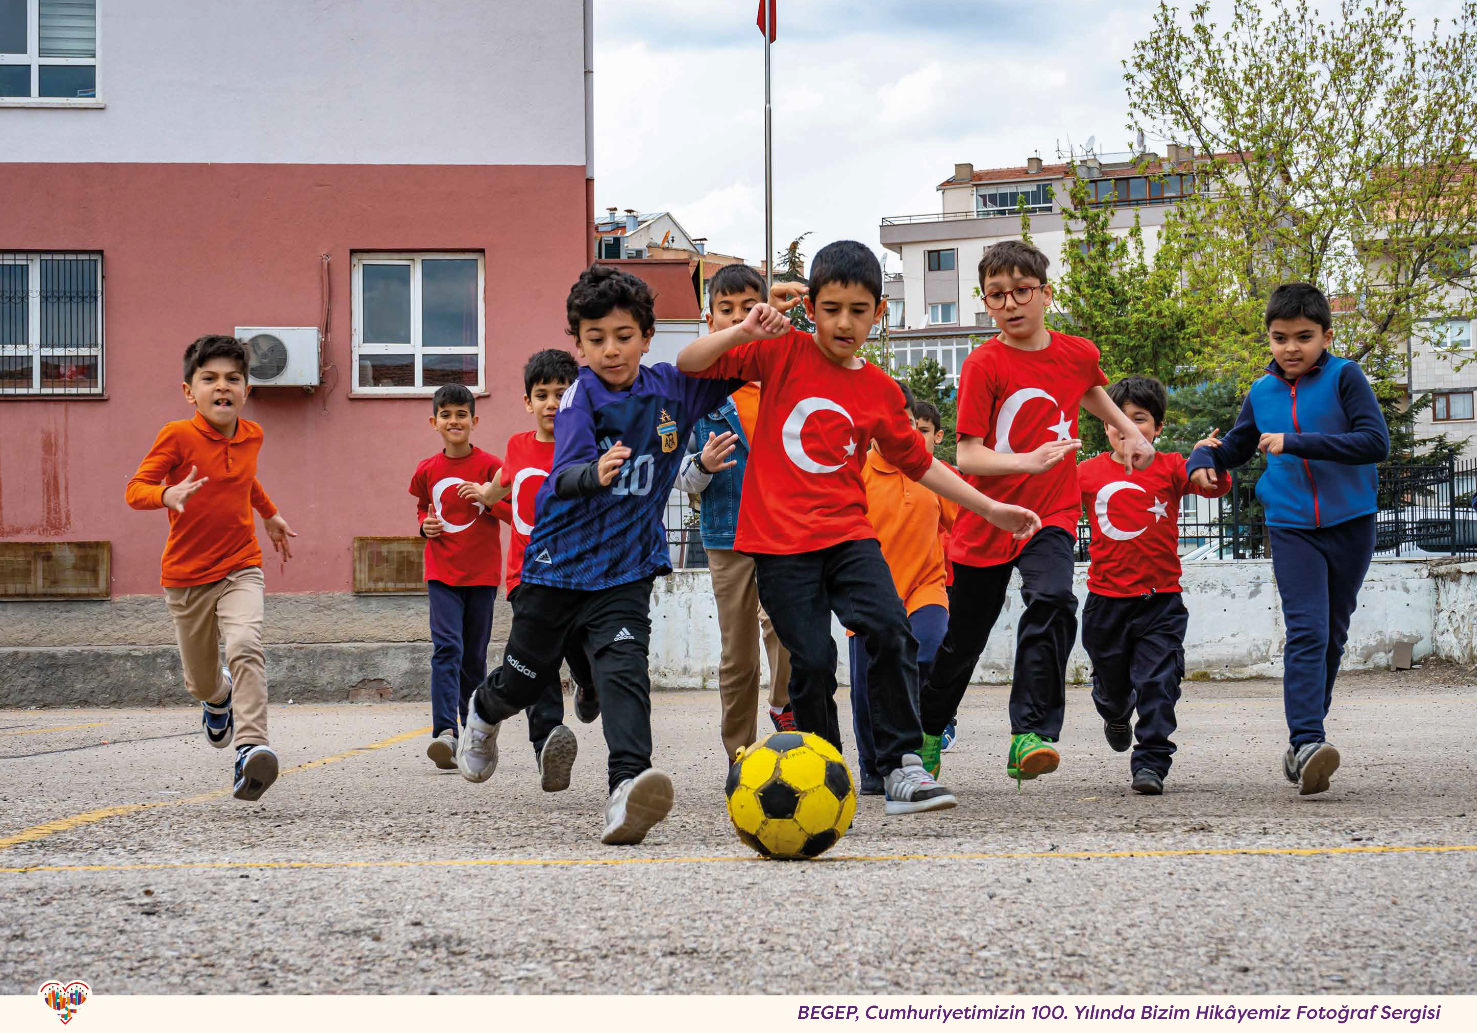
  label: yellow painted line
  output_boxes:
[3,840,1475,875]
[0,725,431,853]
[0,722,107,737]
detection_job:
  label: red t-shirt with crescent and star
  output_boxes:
[492,430,554,593]
[1076,450,1231,596]
[408,446,503,587]
[691,329,933,555]
[950,331,1108,567]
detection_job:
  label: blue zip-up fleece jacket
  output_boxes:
[1186,352,1389,529]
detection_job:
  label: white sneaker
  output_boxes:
[538,724,578,792]
[455,707,501,783]
[426,729,457,770]
[601,768,674,845]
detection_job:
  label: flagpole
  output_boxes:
[763,2,773,292]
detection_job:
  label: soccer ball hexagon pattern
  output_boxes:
[725,731,856,859]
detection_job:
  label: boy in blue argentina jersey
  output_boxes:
[456,265,751,845]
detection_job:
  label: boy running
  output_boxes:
[126,334,297,801]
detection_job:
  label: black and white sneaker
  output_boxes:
[858,772,884,796]
[572,679,600,724]
[1131,768,1164,795]
[601,768,674,845]
[233,744,279,801]
[1103,716,1133,753]
[883,753,957,815]
[538,724,578,792]
[201,666,234,748]
[1285,741,1340,796]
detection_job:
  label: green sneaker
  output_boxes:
[1006,733,1060,787]
[917,732,943,778]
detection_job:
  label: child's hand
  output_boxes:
[984,501,1041,540]
[1193,427,1222,452]
[161,465,209,513]
[739,302,791,342]
[1190,467,1219,491]
[1122,432,1156,474]
[1258,432,1286,456]
[264,513,297,562]
[698,431,739,473]
[598,441,632,486]
[421,514,445,538]
[768,282,808,314]
[458,475,509,507]
[1020,439,1081,474]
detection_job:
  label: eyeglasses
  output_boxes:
[982,283,1049,310]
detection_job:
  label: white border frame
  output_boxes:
[0,0,102,106]
[0,250,105,397]
[351,252,486,397]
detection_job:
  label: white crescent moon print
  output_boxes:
[782,397,856,475]
[510,467,547,536]
[1095,480,1147,541]
[431,476,486,534]
[993,388,1058,454]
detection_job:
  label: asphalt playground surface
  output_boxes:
[2,665,1475,996]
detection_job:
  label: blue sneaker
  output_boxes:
[201,666,234,749]
[233,744,279,801]
[940,719,957,753]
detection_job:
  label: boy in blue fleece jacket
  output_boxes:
[1188,283,1388,796]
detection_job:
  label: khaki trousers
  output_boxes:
[164,566,268,746]
[707,548,790,761]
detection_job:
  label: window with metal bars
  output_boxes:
[0,251,103,395]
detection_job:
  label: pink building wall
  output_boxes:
[0,161,590,596]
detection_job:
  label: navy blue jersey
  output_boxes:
[523,362,742,591]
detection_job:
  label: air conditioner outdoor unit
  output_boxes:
[236,327,320,388]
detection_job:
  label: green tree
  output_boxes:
[902,355,958,466]
[774,232,814,333]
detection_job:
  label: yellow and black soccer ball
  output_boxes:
[725,731,856,860]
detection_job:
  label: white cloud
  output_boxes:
[878,63,945,126]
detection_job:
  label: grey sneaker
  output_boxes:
[573,680,600,724]
[883,754,958,815]
[456,707,501,783]
[601,768,674,845]
[1131,768,1164,795]
[1285,741,1340,796]
[1103,717,1133,753]
[538,724,578,792]
[426,729,457,770]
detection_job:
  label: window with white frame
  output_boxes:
[885,299,904,329]
[928,302,957,325]
[352,253,485,394]
[1415,318,1473,351]
[0,0,98,101]
[0,251,103,395]
[1433,391,1474,422]
[890,338,975,387]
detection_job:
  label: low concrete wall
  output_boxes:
[0,558,1444,706]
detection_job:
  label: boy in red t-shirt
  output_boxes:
[1077,376,1228,794]
[918,240,1156,787]
[487,348,598,791]
[409,384,510,770]
[678,240,1040,816]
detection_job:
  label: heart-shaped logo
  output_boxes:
[38,981,90,1024]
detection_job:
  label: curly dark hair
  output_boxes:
[566,264,656,339]
[182,334,249,382]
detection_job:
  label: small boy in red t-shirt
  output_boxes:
[1077,376,1227,794]
[409,384,509,770]
[918,240,1156,787]
[487,348,598,791]
[678,240,1040,816]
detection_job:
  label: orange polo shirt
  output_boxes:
[126,412,278,588]
[861,448,958,615]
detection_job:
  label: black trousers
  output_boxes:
[921,527,1078,740]
[506,585,595,756]
[474,578,654,790]
[752,539,922,774]
[1080,591,1188,777]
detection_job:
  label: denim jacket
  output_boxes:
[674,396,750,550]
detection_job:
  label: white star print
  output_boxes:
[843,438,858,457]
[1149,497,1169,522]
[1048,413,1073,441]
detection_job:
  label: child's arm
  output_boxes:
[937,493,960,534]
[675,303,790,374]
[546,387,630,499]
[673,428,740,495]
[1187,396,1261,490]
[1265,363,1389,465]
[956,435,1081,478]
[126,428,196,511]
[918,459,1041,540]
[1082,386,1156,473]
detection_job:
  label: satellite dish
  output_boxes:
[248,333,289,381]
[1086,135,1097,154]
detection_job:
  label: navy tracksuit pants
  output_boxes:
[1081,591,1188,778]
[1268,514,1375,749]
[427,580,498,739]
[848,603,949,780]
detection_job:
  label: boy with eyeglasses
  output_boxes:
[916,240,1155,786]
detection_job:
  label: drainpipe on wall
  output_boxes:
[584,0,595,267]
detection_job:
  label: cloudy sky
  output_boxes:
[591,0,1464,268]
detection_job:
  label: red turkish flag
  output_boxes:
[756,0,776,42]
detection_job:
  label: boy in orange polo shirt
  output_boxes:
[126,335,297,801]
[847,381,958,794]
